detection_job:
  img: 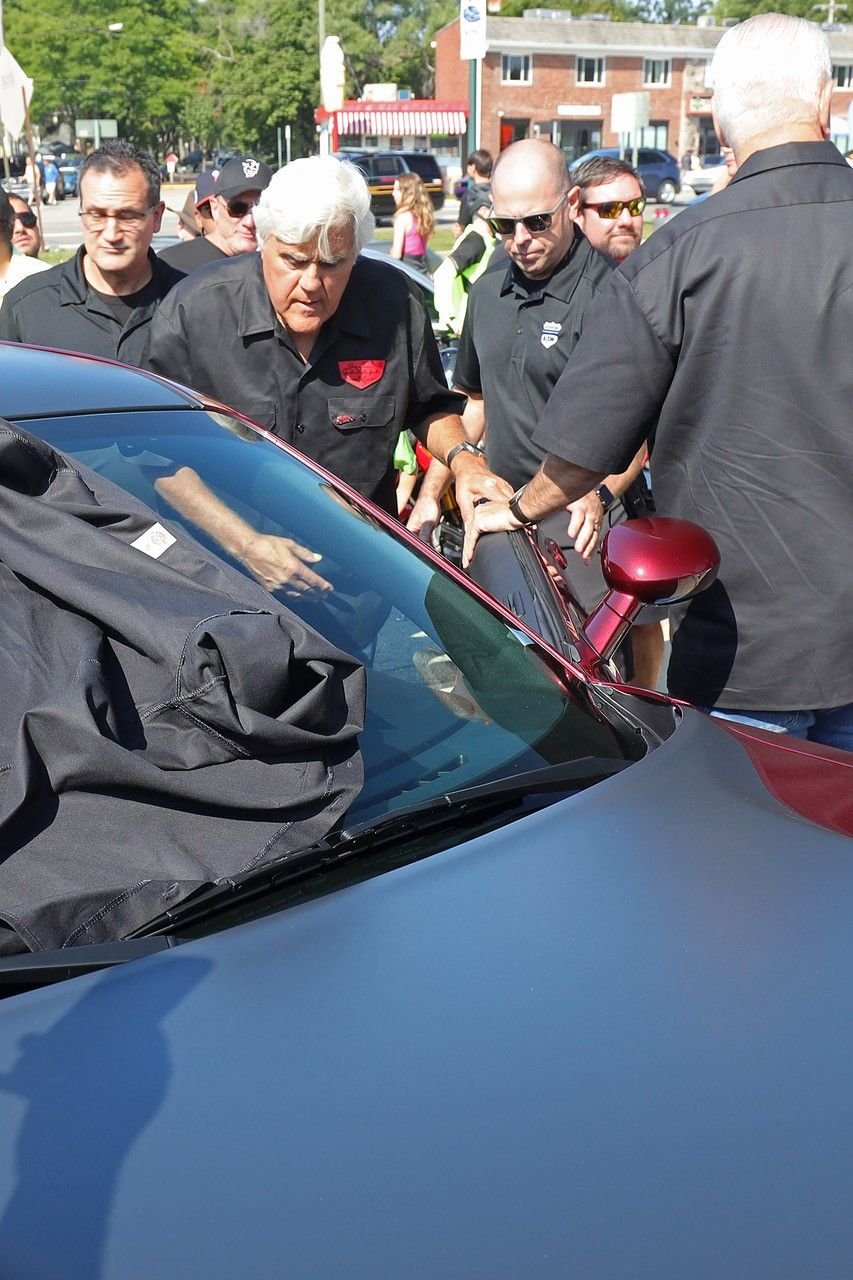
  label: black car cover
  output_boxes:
[0,423,365,953]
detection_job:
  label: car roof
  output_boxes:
[0,343,198,419]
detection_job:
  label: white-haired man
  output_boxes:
[464,14,853,751]
[142,157,505,589]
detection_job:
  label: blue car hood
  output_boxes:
[0,709,851,1278]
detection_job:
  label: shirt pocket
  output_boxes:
[326,394,396,433]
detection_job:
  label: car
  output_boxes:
[570,146,682,204]
[337,149,446,219]
[0,344,851,1277]
[682,152,728,194]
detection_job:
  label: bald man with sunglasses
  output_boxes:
[408,139,654,684]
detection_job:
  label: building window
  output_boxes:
[643,58,671,87]
[639,121,668,149]
[501,54,532,84]
[834,64,853,88]
[576,57,604,86]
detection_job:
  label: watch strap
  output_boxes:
[508,486,537,528]
[445,440,483,468]
[595,483,615,512]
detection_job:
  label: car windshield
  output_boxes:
[32,407,641,826]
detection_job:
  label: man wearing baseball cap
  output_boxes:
[159,158,271,272]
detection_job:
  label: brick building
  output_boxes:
[434,11,853,163]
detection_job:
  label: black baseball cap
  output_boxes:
[214,157,272,200]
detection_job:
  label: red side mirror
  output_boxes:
[583,517,720,662]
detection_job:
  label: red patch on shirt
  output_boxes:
[338,359,385,389]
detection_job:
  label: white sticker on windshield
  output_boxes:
[131,523,176,559]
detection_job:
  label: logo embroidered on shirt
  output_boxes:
[339,359,386,389]
[541,320,562,350]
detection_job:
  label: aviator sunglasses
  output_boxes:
[13,210,38,229]
[488,190,569,237]
[582,197,646,219]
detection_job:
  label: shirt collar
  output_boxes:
[500,226,585,300]
[732,139,848,184]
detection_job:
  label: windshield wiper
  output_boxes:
[134,755,630,936]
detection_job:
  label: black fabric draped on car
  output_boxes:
[0,423,365,954]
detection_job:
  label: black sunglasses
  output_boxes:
[224,198,258,219]
[582,197,646,219]
[488,190,569,237]
[13,210,38,229]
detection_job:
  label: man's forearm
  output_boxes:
[515,455,605,522]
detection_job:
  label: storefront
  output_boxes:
[315,100,468,157]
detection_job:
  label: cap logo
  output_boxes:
[242,158,260,178]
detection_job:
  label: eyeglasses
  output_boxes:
[79,207,155,230]
[13,210,38,229]
[222,198,258,219]
[488,190,569,237]
[582,197,646,219]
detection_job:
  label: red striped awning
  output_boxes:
[332,103,467,135]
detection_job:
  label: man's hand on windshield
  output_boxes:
[240,534,333,597]
[452,459,513,525]
[462,497,518,568]
[406,492,442,544]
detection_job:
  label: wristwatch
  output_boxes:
[595,483,616,513]
[445,441,483,468]
[508,486,537,528]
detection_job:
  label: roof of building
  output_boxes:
[452,14,853,60]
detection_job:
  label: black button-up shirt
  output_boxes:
[0,248,184,365]
[454,228,613,491]
[534,141,853,711]
[142,252,464,514]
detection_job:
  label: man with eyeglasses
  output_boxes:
[408,138,653,683]
[573,156,645,265]
[158,157,271,273]
[0,190,49,299]
[0,140,184,364]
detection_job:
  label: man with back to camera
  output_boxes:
[158,158,271,273]
[464,13,853,751]
[141,155,508,592]
[408,139,656,686]
[0,140,183,363]
[454,148,493,237]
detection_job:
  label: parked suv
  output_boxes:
[338,150,446,219]
[569,147,681,204]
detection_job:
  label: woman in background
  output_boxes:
[390,172,435,273]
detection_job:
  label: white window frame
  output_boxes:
[501,54,533,85]
[833,64,853,88]
[643,58,671,87]
[576,56,605,86]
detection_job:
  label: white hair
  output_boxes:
[254,156,375,254]
[711,14,831,151]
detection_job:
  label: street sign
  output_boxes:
[75,118,118,142]
[611,92,650,136]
